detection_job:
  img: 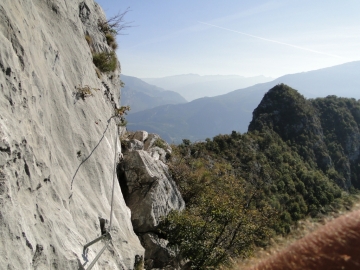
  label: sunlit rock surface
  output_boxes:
[0,0,144,269]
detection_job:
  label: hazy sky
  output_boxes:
[95,0,360,78]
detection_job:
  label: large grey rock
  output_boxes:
[118,132,185,269]
[149,146,168,163]
[123,139,145,152]
[120,150,185,233]
[141,233,181,270]
[0,0,144,269]
[131,130,149,142]
[144,134,168,151]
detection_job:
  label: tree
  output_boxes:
[162,153,275,268]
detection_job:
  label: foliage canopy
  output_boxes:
[160,85,359,269]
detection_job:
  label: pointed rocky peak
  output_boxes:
[248,84,316,139]
[249,84,331,172]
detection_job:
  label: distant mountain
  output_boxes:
[127,61,360,143]
[120,75,187,113]
[249,83,360,189]
[142,74,273,101]
[269,61,360,99]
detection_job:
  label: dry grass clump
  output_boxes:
[105,33,118,50]
[92,52,117,73]
[233,197,360,270]
[114,105,130,126]
[95,68,102,79]
[75,85,100,100]
[85,34,92,45]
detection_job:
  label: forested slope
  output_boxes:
[160,84,359,268]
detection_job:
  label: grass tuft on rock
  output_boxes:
[105,33,118,50]
[85,34,92,45]
[92,52,117,73]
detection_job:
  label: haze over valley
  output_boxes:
[121,75,186,113]
[126,61,360,143]
[141,74,273,101]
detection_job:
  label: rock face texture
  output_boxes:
[119,132,185,269]
[0,0,144,269]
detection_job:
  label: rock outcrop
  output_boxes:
[249,84,331,172]
[140,233,180,270]
[249,84,360,190]
[119,131,185,269]
[0,0,144,269]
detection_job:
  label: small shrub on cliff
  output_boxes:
[115,105,130,126]
[133,255,144,270]
[75,85,99,100]
[115,105,130,116]
[105,33,118,50]
[98,8,132,36]
[92,52,117,73]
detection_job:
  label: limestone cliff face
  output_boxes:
[0,0,144,269]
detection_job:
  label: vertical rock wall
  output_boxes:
[0,0,144,269]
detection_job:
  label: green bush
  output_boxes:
[92,52,117,73]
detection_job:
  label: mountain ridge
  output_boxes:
[127,61,360,143]
[121,74,187,113]
[142,73,273,101]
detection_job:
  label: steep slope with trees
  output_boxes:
[159,84,359,269]
[312,96,360,189]
[249,84,360,190]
